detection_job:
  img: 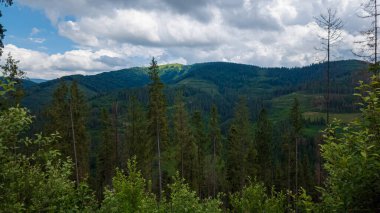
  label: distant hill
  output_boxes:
[22,60,369,134]
[29,78,47,83]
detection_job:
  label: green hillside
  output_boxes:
[22,60,368,132]
[23,60,368,140]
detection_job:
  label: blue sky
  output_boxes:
[0,0,367,79]
[3,2,75,54]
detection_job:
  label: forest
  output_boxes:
[1,0,380,212]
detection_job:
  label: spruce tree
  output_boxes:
[147,57,168,200]
[254,108,273,187]
[207,104,223,197]
[69,81,89,181]
[46,81,70,154]
[173,91,197,188]
[46,81,89,182]
[191,111,207,197]
[96,108,115,200]
[125,95,151,180]
[226,97,253,192]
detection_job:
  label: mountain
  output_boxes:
[22,60,369,134]
[29,78,47,83]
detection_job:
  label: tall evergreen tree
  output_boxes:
[125,95,151,180]
[96,108,115,200]
[111,102,120,167]
[46,81,89,182]
[226,97,253,192]
[173,91,197,188]
[254,108,273,187]
[207,104,224,197]
[69,81,90,181]
[46,81,70,154]
[191,111,207,197]
[147,57,168,200]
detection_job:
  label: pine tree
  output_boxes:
[191,111,207,198]
[111,102,120,167]
[291,98,302,197]
[125,95,151,180]
[147,57,168,200]
[254,108,273,187]
[96,108,115,200]
[46,81,89,182]
[207,104,223,197]
[173,91,197,188]
[69,81,89,181]
[226,97,253,192]
[46,81,70,154]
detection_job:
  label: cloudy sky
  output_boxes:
[0,0,369,79]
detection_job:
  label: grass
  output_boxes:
[269,92,322,121]
[177,78,220,96]
[303,111,360,122]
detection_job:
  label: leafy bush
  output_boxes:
[229,180,286,213]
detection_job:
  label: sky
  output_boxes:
[0,0,370,79]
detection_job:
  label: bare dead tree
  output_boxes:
[69,98,79,186]
[354,0,380,75]
[112,101,119,167]
[315,8,343,125]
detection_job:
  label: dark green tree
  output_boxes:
[147,57,168,200]
[226,97,253,192]
[0,79,96,212]
[206,104,224,197]
[254,108,273,187]
[46,81,89,182]
[125,95,151,180]
[191,111,207,197]
[172,91,197,189]
[69,81,90,181]
[96,108,115,200]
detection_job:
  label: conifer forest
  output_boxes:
[1,0,380,212]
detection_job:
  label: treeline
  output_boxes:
[45,58,317,201]
[1,57,380,212]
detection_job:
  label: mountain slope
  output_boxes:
[22,60,369,127]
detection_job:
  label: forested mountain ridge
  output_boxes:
[23,59,368,125]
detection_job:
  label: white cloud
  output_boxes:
[1,44,187,79]
[30,27,40,36]
[28,37,46,44]
[11,0,368,79]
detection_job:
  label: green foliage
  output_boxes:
[0,81,96,212]
[165,172,222,213]
[173,91,197,188]
[0,53,25,107]
[147,57,169,198]
[191,111,208,197]
[46,80,90,180]
[100,158,158,213]
[320,76,380,212]
[125,95,151,179]
[96,108,115,199]
[229,180,286,213]
[206,105,225,197]
[254,108,273,187]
